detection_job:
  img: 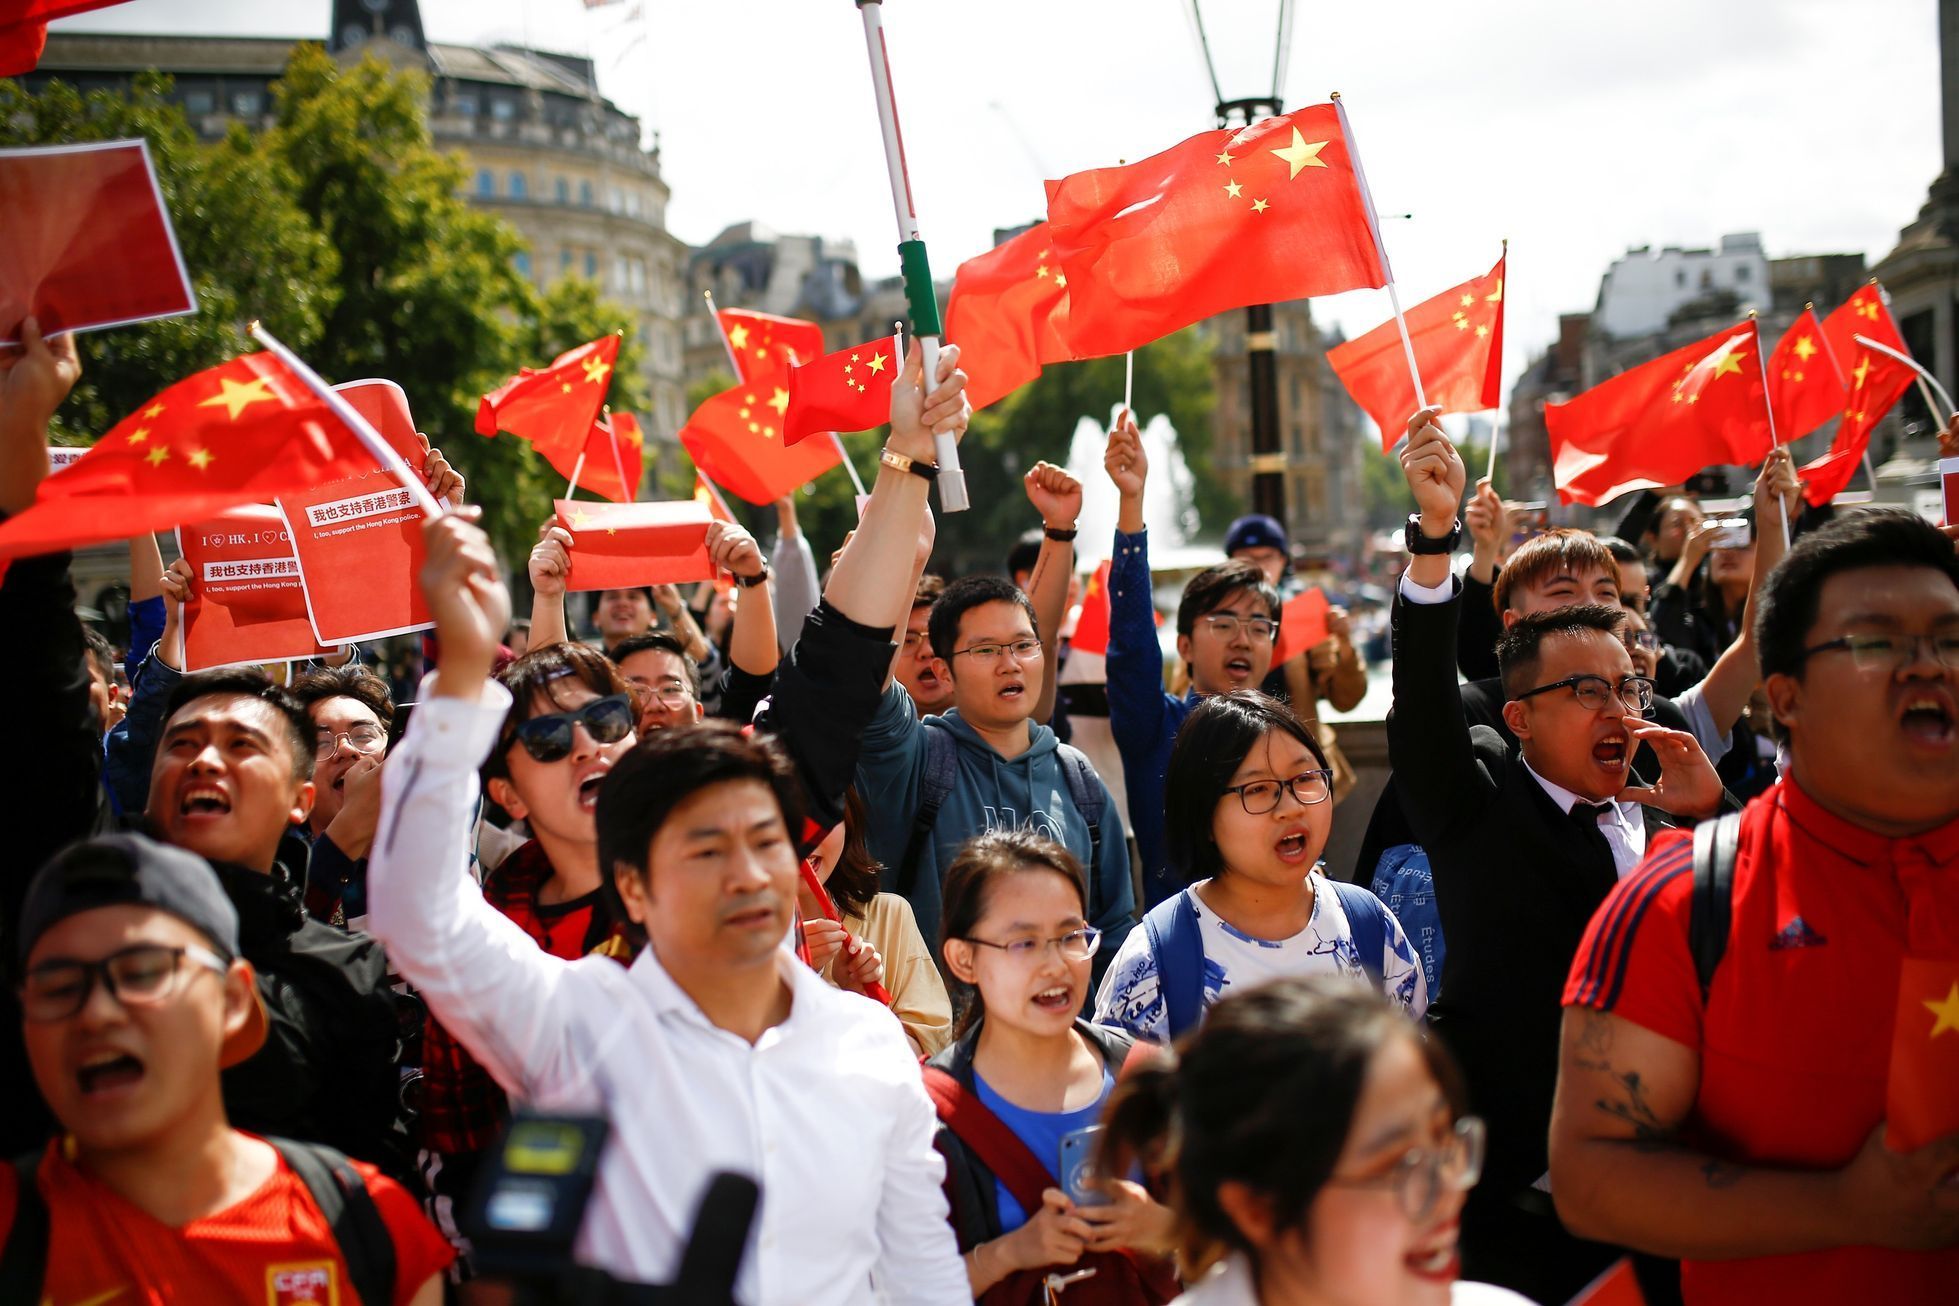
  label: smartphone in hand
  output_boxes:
[1059,1124,1111,1207]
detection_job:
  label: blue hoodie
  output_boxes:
[855,681,1136,979]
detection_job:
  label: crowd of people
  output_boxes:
[0,312,1955,1306]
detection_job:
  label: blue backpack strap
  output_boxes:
[1140,889,1205,1040]
[896,724,958,901]
[1055,744,1104,872]
[1328,879,1388,981]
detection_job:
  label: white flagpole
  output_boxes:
[248,322,443,518]
[564,450,587,501]
[1484,409,1501,484]
[1334,93,1427,413]
[1123,350,1134,420]
[856,0,968,511]
[1852,332,1957,420]
[703,290,745,377]
[602,407,634,500]
[1746,315,1791,549]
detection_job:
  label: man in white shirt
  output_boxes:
[367,344,973,1303]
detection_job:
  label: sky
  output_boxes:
[60,0,1946,408]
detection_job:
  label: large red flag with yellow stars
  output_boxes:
[0,353,367,561]
[944,222,1078,411]
[1045,102,1387,358]
[680,382,842,505]
[1799,285,1917,506]
[1765,307,1845,444]
[1886,955,1959,1151]
[1545,320,1771,507]
[474,333,619,467]
[542,410,643,504]
[716,308,827,380]
[1328,253,1505,451]
[782,337,895,446]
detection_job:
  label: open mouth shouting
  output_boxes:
[1223,655,1256,684]
[1030,982,1077,1016]
[75,1048,146,1100]
[995,678,1027,704]
[1590,729,1631,776]
[177,782,233,824]
[1403,1218,1461,1283]
[574,764,609,813]
[1899,689,1957,751]
[1274,825,1314,865]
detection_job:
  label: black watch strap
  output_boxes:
[1405,514,1463,555]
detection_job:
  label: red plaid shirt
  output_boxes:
[417,840,634,1157]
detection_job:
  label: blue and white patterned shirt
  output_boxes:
[1093,871,1428,1042]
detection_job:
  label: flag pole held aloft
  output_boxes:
[1853,333,1957,422]
[1334,94,1426,413]
[248,322,444,518]
[854,0,968,512]
[1744,316,1790,549]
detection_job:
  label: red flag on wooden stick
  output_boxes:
[553,498,715,591]
[0,353,367,561]
[475,334,619,467]
[1045,103,1386,357]
[944,222,1078,411]
[1545,321,1770,507]
[1329,254,1505,450]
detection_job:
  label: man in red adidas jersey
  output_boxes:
[1551,510,1959,1303]
[1,832,451,1302]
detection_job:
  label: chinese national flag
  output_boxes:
[680,382,842,505]
[1821,282,1907,365]
[1272,587,1332,666]
[0,353,367,561]
[1545,321,1771,507]
[1046,103,1387,358]
[783,337,896,445]
[1799,343,1916,506]
[554,498,715,591]
[553,411,642,504]
[0,2,131,76]
[693,474,736,524]
[1069,560,1114,656]
[1765,307,1845,444]
[944,222,1078,411]
[1885,956,1959,1152]
[1329,254,1505,451]
[717,308,827,379]
[475,333,619,466]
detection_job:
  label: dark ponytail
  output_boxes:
[938,829,1087,1039]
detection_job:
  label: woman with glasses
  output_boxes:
[1097,692,1425,1045]
[928,829,1181,1302]
[1097,976,1526,1306]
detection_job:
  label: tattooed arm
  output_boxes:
[1549,1008,1959,1258]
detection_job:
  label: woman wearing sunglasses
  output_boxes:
[418,642,640,1226]
[929,829,1181,1302]
[1096,692,1425,1045]
[1098,976,1526,1305]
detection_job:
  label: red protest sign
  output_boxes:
[1272,587,1332,666]
[175,504,331,670]
[276,379,433,644]
[554,498,714,591]
[0,139,196,344]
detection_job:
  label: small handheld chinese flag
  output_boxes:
[1329,254,1504,451]
[1545,321,1770,507]
[1069,560,1115,657]
[680,383,843,505]
[693,474,736,524]
[572,411,644,504]
[553,498,715,591]
[1045,102,1386,358]
[1271,588,1332,667]
[1820,283,1907,367]
[1799,343,1916,507]
[1765,308,1845,444]
[717,308,827,379]
[944,221,1078,411]
[475,334,619,466]
[783,337,897,445]
[0,3,133,76]
[0,353,366,561]
[1884,956,1959,1152]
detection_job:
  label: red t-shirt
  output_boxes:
[1564,778,1959,1304]
[0,1134,454,1305]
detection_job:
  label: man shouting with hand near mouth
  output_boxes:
[1385,406,1727,1303]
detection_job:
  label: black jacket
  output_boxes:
[1386,583,1686,1197]
[926,1019,1136,1252]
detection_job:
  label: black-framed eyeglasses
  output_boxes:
[315,725,387,759]
[509,693,635,763]
[19,943,229,1023]
[1323,1116,1486,1223]
[1799,633,1959,674]
[950,638,1043,665]
[1515,674,1655,714]
[962,926,1102,963]
[1221,770,1333,814]
[1202,613,1277,642]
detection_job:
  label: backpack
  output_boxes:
[921,1061,1178,1305]
[1143,880,1392,1041]
[896,725,1106,901]
[1367,843,1444,999]
[1688,810,1744,1002]
[0,1136,396,1305]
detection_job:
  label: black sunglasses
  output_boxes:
[509,693,634,763]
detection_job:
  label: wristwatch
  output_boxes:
[879,446,939,482]
[734,562,771,589]
[1043,525,1079,543]
[1404,513,1463,555]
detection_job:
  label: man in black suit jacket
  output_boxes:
[1390,409,1727,1303]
